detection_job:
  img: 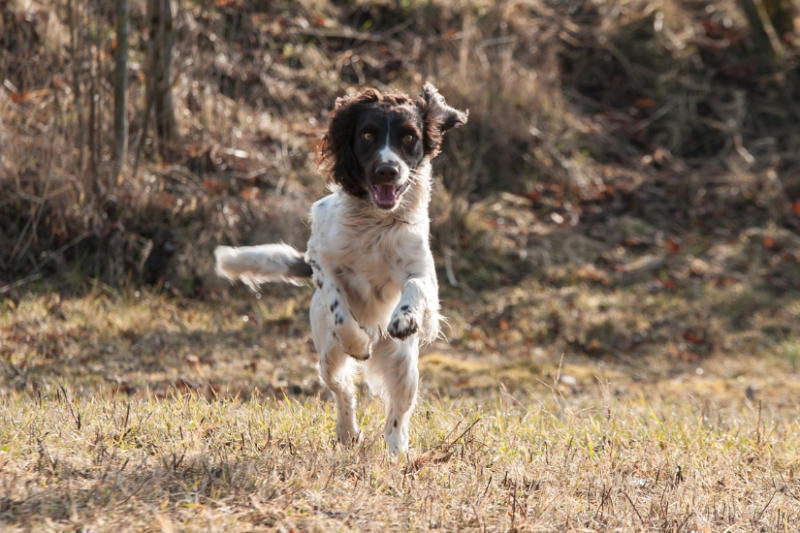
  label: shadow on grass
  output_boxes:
[0,452,296,528]
[2,290,322,401]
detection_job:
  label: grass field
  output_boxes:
[2,288,799,531]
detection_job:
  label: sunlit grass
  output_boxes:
[2,287,800,530]
[1,381,798,531]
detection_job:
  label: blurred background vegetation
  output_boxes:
[1,0,799,373]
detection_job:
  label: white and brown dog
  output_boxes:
[215,83,467,454]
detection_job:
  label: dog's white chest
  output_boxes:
[333,230,406,323]
[308,190,431,330]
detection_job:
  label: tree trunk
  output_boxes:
[147,0,177,159]
[113,0,129,181]
[67,0,85,176]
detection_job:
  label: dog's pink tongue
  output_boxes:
[375,184,397,206]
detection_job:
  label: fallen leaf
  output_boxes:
[665,237,681,253]
[240,186,260,200]
[10,91,30,103]
[668,343,699,361]
[661,279,678,290]
[576,263,610,285]
[683,330,705,344]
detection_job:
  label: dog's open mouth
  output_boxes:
[368,182,403,210]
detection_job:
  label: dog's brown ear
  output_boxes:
[417,82,468,157]
[318,89,380,197]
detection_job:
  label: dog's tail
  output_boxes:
[214,243,312,290]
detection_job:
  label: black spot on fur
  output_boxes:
[393,419,397,428]
[330,300,338,312]
[400,305,410,312]
[287,256,313,278]
[335,313,344,325]
[335,265,353,278]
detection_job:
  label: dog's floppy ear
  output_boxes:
[417,82,468,158]
[319,89,380,197]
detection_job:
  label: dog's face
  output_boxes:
[320,83,468,211]
[352,103,424,209]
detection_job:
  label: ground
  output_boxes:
[1,282,799,531]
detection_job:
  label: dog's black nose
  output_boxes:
[374,164,399,183]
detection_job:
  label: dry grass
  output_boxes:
[3,388,799,532]
[2,289,800,531]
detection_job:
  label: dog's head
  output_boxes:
[319,83,468,211]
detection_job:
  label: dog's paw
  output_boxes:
[384,423,409,456]
[334,316,372,360]
[388,304,418,339]
[337,423,363,446]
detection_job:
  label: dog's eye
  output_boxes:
[402,134,416,145]
[361,131,374,143]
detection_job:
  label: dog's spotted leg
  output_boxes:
[330,290,373,360]
[309,257,373,359]
[319,347,362,445]
[369,338,419,455]
[310,289,362,446]
[388,276,435,341]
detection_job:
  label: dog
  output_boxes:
[214,83,467,454]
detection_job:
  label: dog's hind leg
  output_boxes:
[320,347,361,445]
[307,255,373,360]
[311,291,361,445]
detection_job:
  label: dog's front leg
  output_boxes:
[310,259,373,360]
[388,274,438,342]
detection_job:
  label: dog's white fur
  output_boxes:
[215,243,308,289]
[215,160,439,454]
